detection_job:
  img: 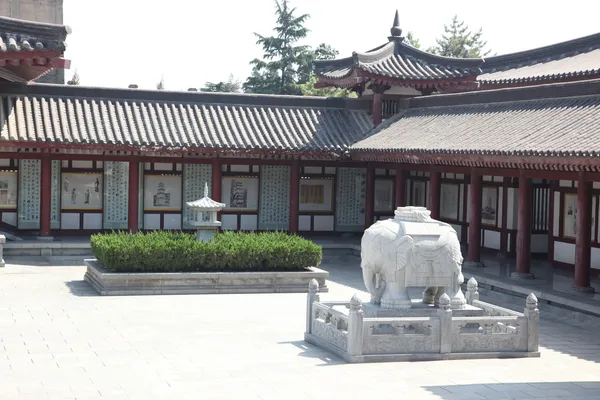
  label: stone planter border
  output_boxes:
[83,259,329,296]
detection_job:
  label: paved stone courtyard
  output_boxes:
[1,257,600,399]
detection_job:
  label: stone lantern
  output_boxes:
[186,182,225,242]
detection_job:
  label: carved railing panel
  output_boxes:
[362,317,440,355]
[312,302,349,350]
[472,300,524,317]
[451,316,526,353]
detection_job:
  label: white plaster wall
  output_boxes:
[324,167,336,175]
[553,191,560,236]
[451,224,462,239]
[531,234,548,253]
[240,214,258,231]
[72,161,93,169]
[0,159,11,167]
[61,213,79,229]
[143,214,160,230]
[554,241,575,265]
[230,165,251,173]
[592,248,600,270]
[506,187,518,230]
[83,214,102,230]
[154,163,173,171]
[313,215,334,231]
[2,212,17,227]
[304,166,322,174]
[298,215,311,231]
[164,214,182,230]
[221,215,237,230]
[559,180,573,187]
[483,229,501,250]
[497,187,503,229]
[375,168,386,176]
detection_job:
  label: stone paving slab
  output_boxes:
[0,261,600,399]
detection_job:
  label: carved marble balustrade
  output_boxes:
[304,278,540,363]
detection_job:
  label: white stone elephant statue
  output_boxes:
[360,206,466,309]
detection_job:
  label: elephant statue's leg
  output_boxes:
[422,287,437,305]
[380,268,411,309]
[362,266,383,304]
[450,272,467,309]
[433,286,446,306]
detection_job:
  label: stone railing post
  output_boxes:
[0,234,5,267]
[306,279,320,334]
[465,277,479,305]
[347,294,364,357]
[438,293,452,354]
[524,293,539,352]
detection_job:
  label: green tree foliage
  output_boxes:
[244,0,310,95]
[405,32,421,49]
[243,0,348,97]
[66,69,80,85]
[200,74,242,93]
[156,76,165,90]
[295,76,356,98]
[430,15,491,58]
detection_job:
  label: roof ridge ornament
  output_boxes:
[389,10,403,41]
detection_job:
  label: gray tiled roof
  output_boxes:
[0,16,70,52]
[351,79,600,157]
[315,40,482,82]
[479,32,600,85]
[0,83,373,154]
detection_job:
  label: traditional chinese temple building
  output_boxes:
[1,12,600,291]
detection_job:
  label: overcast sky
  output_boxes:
[63,0,600,90]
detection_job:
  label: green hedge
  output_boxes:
[90,231,322,273]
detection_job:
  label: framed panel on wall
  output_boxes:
[0,171,17,209]
[440,183,459,221]
[411,180,426,207]
[562,193,577,239]
[61,172,103,210]
[481,186,498,226]
[221,176,259,211]
[144,174,182,211]
[299,177,333,212]
[374,179,394,212]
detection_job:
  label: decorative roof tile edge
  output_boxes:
[0,82,371,111]
[0,16,71,39]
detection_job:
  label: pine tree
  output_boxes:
[66,70,80,85]
[432,15,490,58]
[201,74,242,93]
[405,32,421,49]
[156,76,165,90]
[243,0,312,95]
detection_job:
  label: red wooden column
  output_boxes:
[466,169,484,267]
[211,158,222,220]
[512,172,534,278]
[39,155,52,238]
[499,177,511,258]
[370,84,389,126]
[574,172,595,292]
[429,171,441,219]
[289,159,300,234]
[365,163,375,229]
[395,167,406,208]
[127,159,139,233]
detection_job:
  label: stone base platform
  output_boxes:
[84,259,329,296]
